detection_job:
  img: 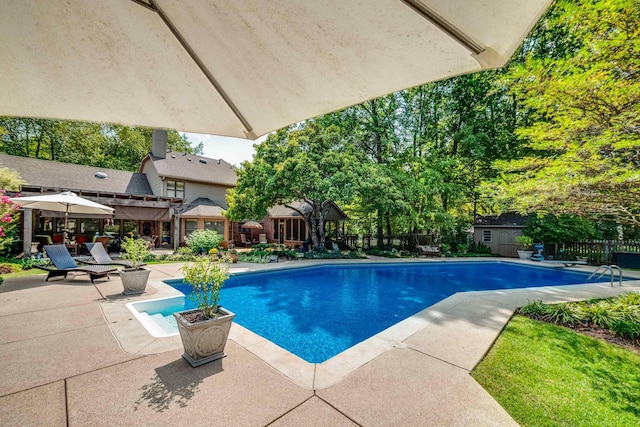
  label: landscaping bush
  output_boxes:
[610,318,640,341]
[543,303,582,325]
[305,250,362,259]
[518,293,640,343]
[238,252,269,263]
[185,230,223,254]
[518,300,547,319]
[582,302,618,328]
[468,241,492,255]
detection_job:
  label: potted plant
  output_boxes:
[515,235,534,260]
[228,248,239,263]
[119,237,152,295]
[174,255,235,367]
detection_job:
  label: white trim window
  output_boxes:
[166,180,185,198]
[482,230,492,243]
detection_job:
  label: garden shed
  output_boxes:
[473,214,529,258]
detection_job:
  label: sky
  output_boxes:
[182,132,266,166]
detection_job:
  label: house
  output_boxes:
[262,200,349,249]
[3,130,350,254]
[138,130,236,245]
[473,213,528,258]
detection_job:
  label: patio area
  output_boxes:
[1,258,639,426]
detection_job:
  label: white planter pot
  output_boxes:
[174,307,235,367]
[119,268,150,295]
[517,250,534,260]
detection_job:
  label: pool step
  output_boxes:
[135,312,178,337]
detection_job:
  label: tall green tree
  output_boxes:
[489,0,640,227]
[226,122,359,249]
[0,117,202,171]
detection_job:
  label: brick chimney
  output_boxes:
[151,129,168,159]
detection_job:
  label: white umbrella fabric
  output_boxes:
[10,191,114,241]
[0,0,552,139]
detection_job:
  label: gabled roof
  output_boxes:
[179,197,227,218]
[474,213,528,227]
[141,151,237,187]
[0,153,152,195]
[267,200,348,221]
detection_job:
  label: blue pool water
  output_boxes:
[151,262,610,363]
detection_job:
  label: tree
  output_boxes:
[0,166,24,191]
[489,0,640,227]
[523,213,596,244]
[226,122,358,250]
[0,117,202,171]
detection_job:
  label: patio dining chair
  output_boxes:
[240,234,252,247]
[40,245,115,284]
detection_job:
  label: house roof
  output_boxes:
[179,197,227,218]
[0,153,152,195]
[267,200,348,221]
[141,151,237,187]
[473,213,528,227]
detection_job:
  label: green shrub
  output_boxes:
[176,246,194,256]
[185,230,223,254]
[468,241,492,255]
[610,319,640,341]
[518,300,547,320]
[616,292,640,306]
[583,302,618,328]
[543,303,582,325]
[515,235,534,250]
[238,252,269,263]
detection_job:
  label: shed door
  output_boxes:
[499,231,516,257]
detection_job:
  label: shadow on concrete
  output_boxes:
[134,357,224,412]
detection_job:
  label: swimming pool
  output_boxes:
[129,261,613,363]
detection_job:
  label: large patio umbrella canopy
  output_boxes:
[0,0,551,140]
[10,191,115,238]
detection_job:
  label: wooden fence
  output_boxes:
[563,240,640,264]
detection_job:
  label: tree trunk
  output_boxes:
[376,210,384,248]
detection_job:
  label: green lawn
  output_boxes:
[471,315,640,427]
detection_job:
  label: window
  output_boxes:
[103,218,120,236]
[80,218,99,234]
[123,220,138,237]
[185,220,198,236]
[167,180,185,198]
[482,230,492,243]
[204,220,225,236]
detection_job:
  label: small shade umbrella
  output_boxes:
[241,220,263,229]
[241,220,263,243]
[10,191,114,242]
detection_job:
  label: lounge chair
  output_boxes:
[84,242,145,268]
[417,245,440,257]
[93,235,111,251]
[240,234,252,247]
[40,245,115,284]
[259,233,267,244]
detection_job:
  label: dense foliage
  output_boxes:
[0,191,19,256]
[184,229,224,255]
[489,0,640,227]
[0,119,202,171]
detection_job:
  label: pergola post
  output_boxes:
[22,208,33,257]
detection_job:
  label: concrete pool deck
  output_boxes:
[1,257,639,426]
